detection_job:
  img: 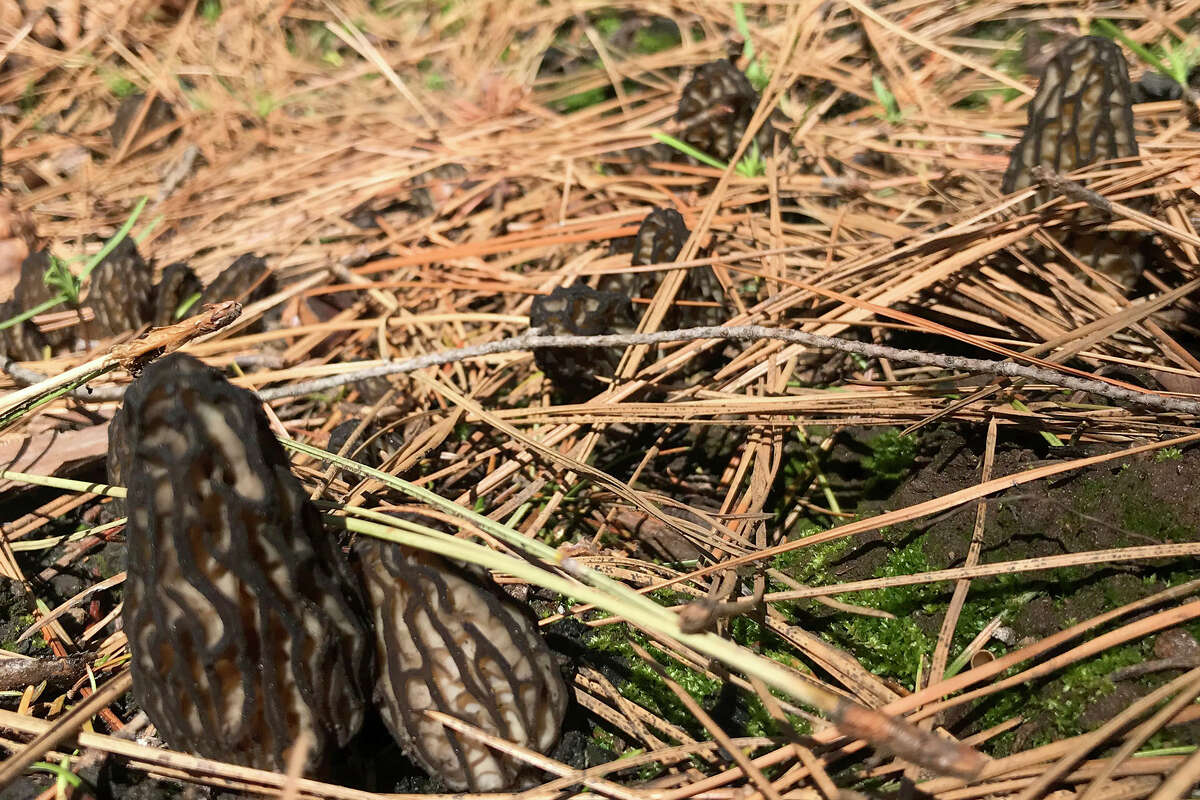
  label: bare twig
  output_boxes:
[256,325,1200,415]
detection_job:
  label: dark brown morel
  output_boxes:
[356,538,568,791]
[151,262,203,326]
[0,251,70,360]
[602,208,725,329]
[676,60,771,163]
[199,253,275,306]
[115,353,372,774]
[1002,36,1145,288]
[110,93,177,150]
[87,238,156,337]
[412,163,471,216]
[529,284,636,397]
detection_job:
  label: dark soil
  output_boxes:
[789,425,1200,756]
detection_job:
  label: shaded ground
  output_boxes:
[789,425,1200,756]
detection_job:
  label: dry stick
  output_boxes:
[929,418,997,682]
[0,655,93,693]
[254,325,1200,415]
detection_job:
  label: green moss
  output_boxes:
[772,526,850,584]
[970,642,1147,756]
[825,537,941,684]
[103,72,139,98]
[588,621,782,741]
[419,59,447,91]
[1074,474,1193,544]
[592,13,622,38]
[633,26,681,55]
[555,84,610,113]
[864,429,916,482]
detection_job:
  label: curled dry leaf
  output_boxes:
[109,300,242,373]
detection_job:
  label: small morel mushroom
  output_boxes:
[151,262,203,326]
[109,93,178,151]
[676,60,771,164]
[200,253,275,307]
[87,238,156,338]
[529,283,636,397]
[603,208,725,329]
[0,251,70,360]
[411,163,472,216]
[1002,36,1145,288]
[355,537,569,792]
[115,353,372,774]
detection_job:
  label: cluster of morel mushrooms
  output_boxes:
[0,31,1155,791]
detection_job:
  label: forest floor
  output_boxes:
[0,1,1199,799]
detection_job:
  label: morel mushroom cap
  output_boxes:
[0,251,71,360]
[151,262,203,326]
[1002,36,1145,288]
[530,283,637,397]
[602,208,725,329]
[199,253,275,307]
[115,353,372,774]
[109,93,178,151]
[676,60,771,164]
[87,238,156,338]
[356,537,569,792]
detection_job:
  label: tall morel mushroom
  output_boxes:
[356,536,569,792]
[1002,36,1145,288]
[113,353,372,774]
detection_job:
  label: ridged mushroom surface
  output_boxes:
[115,353,372,774]
[356,537,568,792]
[0,251,70,360]
[87,238,156,338]
[151,262,203,326]
[676,60,770,163]
[603,207,724,329]
[1002,36,1145,288]
[529,283,637,396]
[199,252,275,306]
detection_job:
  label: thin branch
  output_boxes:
[255,325,1200,415]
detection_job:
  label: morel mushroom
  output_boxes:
[151,262,203,326]
[602,207,725,329]
[115,354,372,774]
[1002,36,1145,288]
[0,251,71,360]
[529,283,636,397]
[87,238,156,338]
[109,93,178,151]
[199,253,275,307]
[676,60,771,163]
[356,536,569,791]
